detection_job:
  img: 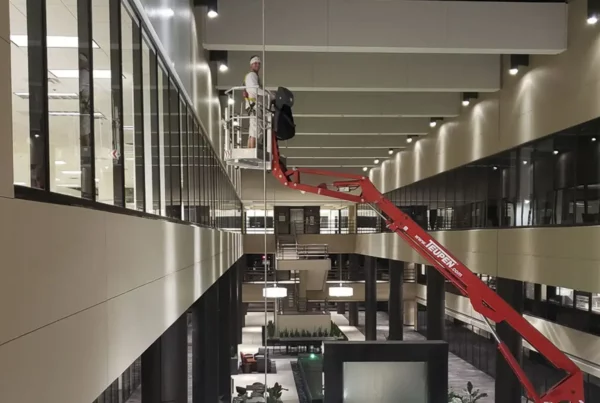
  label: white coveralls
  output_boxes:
[244,71,269,142]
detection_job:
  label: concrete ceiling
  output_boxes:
[201,0,568,204]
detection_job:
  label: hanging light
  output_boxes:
[263,286,287,298]
[329,285,354,297]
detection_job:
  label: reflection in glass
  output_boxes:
[121,5,137,209]
[142,37,154,212]
[94,0,114,204]
[46,1,81,196]
[10,2,30,186]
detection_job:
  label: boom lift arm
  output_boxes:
[270,136,584,403]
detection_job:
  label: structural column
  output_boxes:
[141,312,188,403]
[203,283,220,402]
[218,271,232,402]
[191,295,206,403]
[365,256,377,340]
[495,278,524,403]
[230,262,239,356]
[388,259,404,340]
[348,254,360,327]
[426,265,445,340]
[336,302,346,314]
[237,259,245,333]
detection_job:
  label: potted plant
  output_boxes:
[266,382,288,403]
[267,320,275,339]
[448,382,488,402]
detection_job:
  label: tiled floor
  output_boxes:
[343,311,497,402]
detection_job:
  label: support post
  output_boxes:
[365,256,377,340]
[238,259,245,334]
[218,271,232,402]
[426,265,445,340]
[388,259,404,340]
[141,313,188,403]
[336,302,346,314]
[230,263,239,356]
[495,278,524,403]
[191,296,205,403]
[203,284,219,403]
[348,302,359,326]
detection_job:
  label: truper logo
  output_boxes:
[425,240,462,278]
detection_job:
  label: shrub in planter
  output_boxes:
[448,382,488,402]
[267,320,275,338]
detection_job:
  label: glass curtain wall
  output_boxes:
[375,119,600,233]
[9,0,241,232]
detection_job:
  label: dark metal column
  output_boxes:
[426,265,445,340]
[348,303,359,326]
[336,302,346,314]
[348,254,360,326]
[203,284,219,402]
[365,256,377,340]
[230,263,239,356]
[141,313,188,403]
[495,278,524,403]
[218,272,232,401]
[191,296,206,403]
[388,259,404,340]
[238,259,245,333]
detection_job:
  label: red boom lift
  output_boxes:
[269,130,585,403]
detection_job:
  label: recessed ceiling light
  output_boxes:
[55,160,67,165]
[462,100,470,107]
[429,121,437,128]
[588,15,598,25]
[219,63,228,72]
[10,35,99,49]
[228,97,234,105]
[553,150,559,155]
[362,167,368,172]
[374,159,380,164]
[509,68,519,76]
[50,69,112,79]
[388,148,393,155]
[592,137,597,142]
[524,199,530,204]
[207,9,218,18]
[523,160,528,165]
[493,166,498,170]
[406,136,413,144]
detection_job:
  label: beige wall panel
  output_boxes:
[356,230,498,276]
[376,0,600,194]
[0,37,13,198]
[0,197,241,403]
[496,227,600,292]
[0,304,109,403]
[243,234,277,253]
[0,198,108,345]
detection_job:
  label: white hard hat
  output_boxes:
[250,56,261,65]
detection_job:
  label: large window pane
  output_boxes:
[168,81,181,219]
[121,4,138,209]
[46,1,81,196]
[158,62,168,216]
[142,37,157,213]
[94,0,114,204]
[181,101,189,221]
[10,2,31,187]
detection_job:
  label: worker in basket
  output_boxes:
[243,55,272,149]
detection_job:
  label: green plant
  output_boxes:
[267,320,275,338]
[312,331,318,337]
[317,327,323,337]
[448,382,488,403]
[266,382,288,403]
[323,329,329,337]
[294,329,300,337]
